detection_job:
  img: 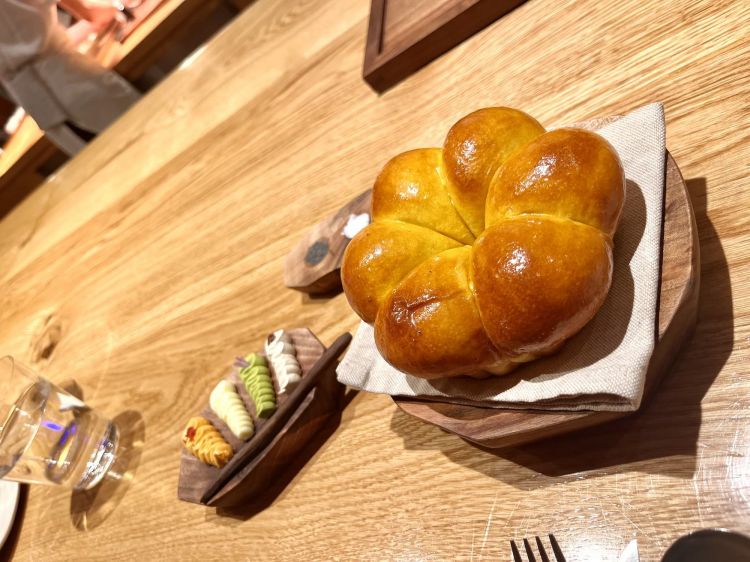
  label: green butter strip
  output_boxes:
[256,402,276,419]
[244,353,267,368]
[254,391,276,402]
[248,371,272,382]
[253,389,275,401]
[239,354,277,419]
[244,366,270,379]
[250,380,274,391]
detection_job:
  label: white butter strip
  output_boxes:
[265,330,302,394]
[209,380,254,440]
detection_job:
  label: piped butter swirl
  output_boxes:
[181,416,233,468]
[209,380,254,440]
[265,330,301,394]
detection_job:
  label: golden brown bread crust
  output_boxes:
[485,128,625,237]
[374,247,499,378]
[341,107,625,379]
[472,216,613,356]
[372,149,475,244]
[341,220,460,323]
[443,108,545,236]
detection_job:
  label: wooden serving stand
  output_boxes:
[395,116,700,448]
[178,329,350,507]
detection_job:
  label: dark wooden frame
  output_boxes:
[363,0,527,92]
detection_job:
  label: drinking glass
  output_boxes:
[0,357,118,490]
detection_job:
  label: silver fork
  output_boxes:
[510,534,566,562]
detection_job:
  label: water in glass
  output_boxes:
[0,373,118,490]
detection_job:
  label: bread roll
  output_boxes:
[341,107,625,378]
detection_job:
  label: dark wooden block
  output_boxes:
[364,0,527,92]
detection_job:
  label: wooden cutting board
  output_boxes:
[394,117,699,448]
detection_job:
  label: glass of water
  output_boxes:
[0,357,118,490]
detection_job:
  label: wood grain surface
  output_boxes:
[0,0,748,560]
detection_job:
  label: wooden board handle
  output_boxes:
[284,190,371,294]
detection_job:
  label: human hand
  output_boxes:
[84,3,118,32]
[60,0,119,33]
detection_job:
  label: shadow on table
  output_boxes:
[70,410,146,531]
[390,178,733,488]
[209,389,358,524]
[300,286,345,302]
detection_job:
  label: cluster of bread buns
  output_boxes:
[342,107,625,379]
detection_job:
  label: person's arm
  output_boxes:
[58,0,117,31]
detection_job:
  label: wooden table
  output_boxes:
[0,0,748,559]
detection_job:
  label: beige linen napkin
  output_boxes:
[337,103,666,412]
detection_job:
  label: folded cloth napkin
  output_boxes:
[337,103,666,412]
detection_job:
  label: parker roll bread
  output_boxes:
[342,108,625,379]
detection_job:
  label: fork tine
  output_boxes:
[523,538,537,562]
[535,536,551,562]
[548,534,566,562]
[510,539,523,562]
